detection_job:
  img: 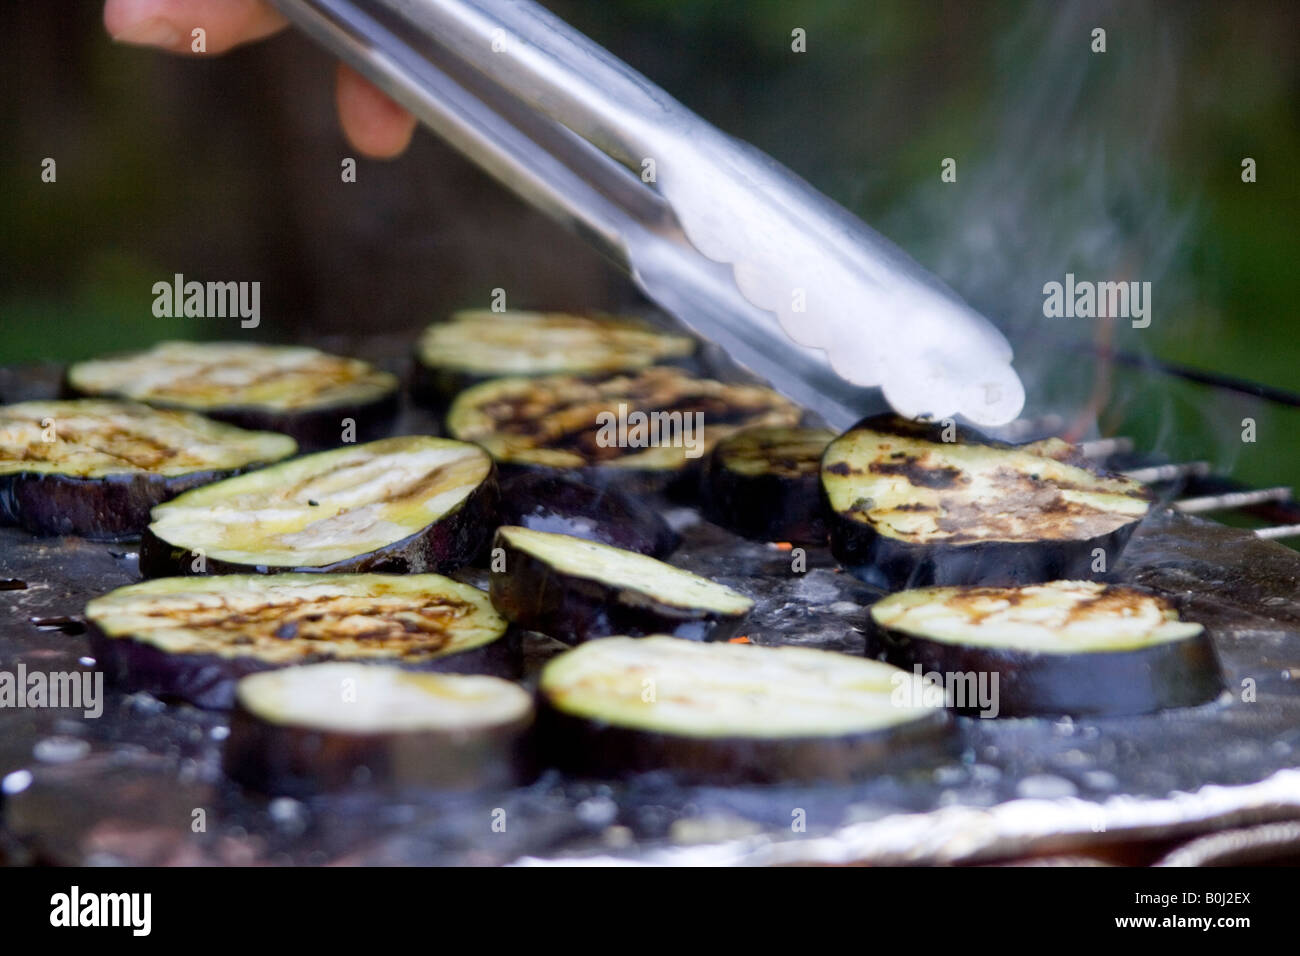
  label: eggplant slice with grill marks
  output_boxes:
[867,580,1224,717]
[86,573,520,708]
[224,663,535,795]
[538,636,951,784]
[412,309,698,410]
[497,471,679,558]
[489,526,752,644]
[822,415,1151,589]
[0,399,296,539]
[702,425,836,544]
[445,366,802,494]
[140,436,497,577]
[66,341,400,450]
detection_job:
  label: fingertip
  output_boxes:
[335,64,417,159]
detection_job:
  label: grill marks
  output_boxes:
[448,367,801,469]
[417,310,696,376]
[133,592,477,657]
[86,574,510,670]
[867,457,964,489]
[870,581,1205,653]
[67,342,398,412]
[822,422,1149,545]
[0,400,296,477]
[145,436,494,568]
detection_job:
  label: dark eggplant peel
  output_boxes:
[66,341,399,450]
[537,636,951,784]
[702,425,836,544]
[412,309,697,410]
[446,366,802,493]
[85,573,519,709]
[489,526,752,644]
[0,399,296,539]
[224,663,534,795]
[867,580,1224,717]
[140,436,496,576]
[822,415,1151,589]
[496,471,679,558]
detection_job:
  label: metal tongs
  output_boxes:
[271,0,1025,428]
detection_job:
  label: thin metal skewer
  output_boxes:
[1123,461,1211,484]
[1255,524,1300,541]
[1077,436,1134,459]
[1175,487,1293,514]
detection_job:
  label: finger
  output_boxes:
[104,0,287,54]
[335,64,417,159]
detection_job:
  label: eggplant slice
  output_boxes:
[822,415,1151,589]
[225,663,534,795]
[445,366,802,494]
[867,580,1224,717]
[497,471,679,557]
[412,309,697,409]
[140,436,496,577]
[0,399,296,539]
[66,341,400,450]
[702,426,835,544]
[538,636,951,784]
[86,573,519,708]
[490,526,752,644]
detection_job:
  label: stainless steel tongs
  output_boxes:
[270,0,1026,429]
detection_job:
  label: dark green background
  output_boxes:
[4,1,1298,517]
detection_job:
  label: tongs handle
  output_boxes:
[270,0,1027,428]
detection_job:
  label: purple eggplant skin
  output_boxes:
[64,374,400,453]
[86,622,523,711]
[493,459,699,502]
[224,703,535,797]
[496,472,679,558]
[535,696,952,785]
[829,520,1143,591]
[864,617,1225,718]
[489,534,748,645]
[701,455,828,546]
[0,465,271,541]
[138,470,499,578]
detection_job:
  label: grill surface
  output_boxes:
[2,349,1299,866]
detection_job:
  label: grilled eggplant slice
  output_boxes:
[867,580,1223,717]
[412,309,697,409]
[86,573,519,709]
[446,366,801,494]
[538,636,950,784]
[822,415,1151,589]
[0,399,296,539]
[225,663,534,795]
[702,426,835,544]
[140,436,496,577]
[490,526,751,643]
[497,471,679,557]
[66,341,399,450]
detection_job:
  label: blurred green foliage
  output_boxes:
[4,0,1297,511]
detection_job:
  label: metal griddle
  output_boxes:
[2,347,1300,867]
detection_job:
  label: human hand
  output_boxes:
[104,0,417,158]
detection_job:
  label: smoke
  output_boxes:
[885,0,1211,455]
